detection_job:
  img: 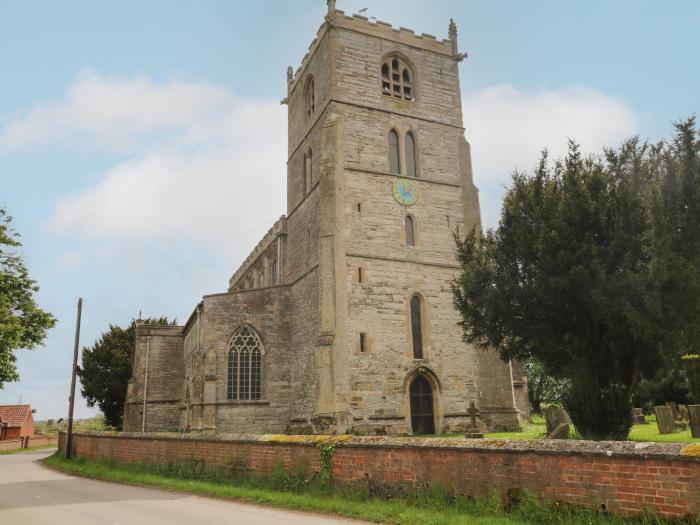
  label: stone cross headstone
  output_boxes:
[654,405,676,434]
[544,406,572,435]
[465,401,484,439]
[632,408,647,424]
[688,405,700,439]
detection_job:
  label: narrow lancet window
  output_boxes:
[388,129,400,174]
[410,295,423,359]
[305,77,315,119]
[304,149,312,194]
[405,215,415,246]
[405,132,417,177]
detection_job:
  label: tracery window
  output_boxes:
[305,76,315,119]
[405,215,415,246]
[410,295,423,359]
[227,326,263,400]
[381,56,413,100]
[388,129,400,174]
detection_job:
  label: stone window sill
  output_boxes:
[218,400,270,406]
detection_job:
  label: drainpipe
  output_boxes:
[142,334,150,432]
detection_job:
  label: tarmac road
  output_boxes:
[0,449,370,525]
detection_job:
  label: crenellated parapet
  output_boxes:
[287,3,463,95]
[227,216,287,292]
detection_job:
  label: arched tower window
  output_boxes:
[304,149,312,195]
[410,295,423,359]
[405,131,417,177]
[381,56,413,100]
[227,326,264,400]
[405,215,415,246]
[388,129,400,174]
[304,76,315,119]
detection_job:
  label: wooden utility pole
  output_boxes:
[65,297,83,459]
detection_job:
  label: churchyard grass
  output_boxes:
[43,453,693,525]
[628,415,699,443]
[485,414,547,439]
[451,414,699,443]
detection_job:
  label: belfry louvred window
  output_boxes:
[381,56,413,100]
[227,326,263,400]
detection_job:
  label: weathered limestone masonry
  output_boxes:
[123,1,521,435]
[60,432,700,518]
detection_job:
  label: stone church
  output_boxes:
[123,1,526,436]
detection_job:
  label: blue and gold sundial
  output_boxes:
[392,179,418,206]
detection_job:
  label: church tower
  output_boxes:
[282,2,519,434]
[124,1,520,436]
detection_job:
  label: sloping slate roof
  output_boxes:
[0,405,31,428]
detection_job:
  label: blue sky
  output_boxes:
[1,0,698,419]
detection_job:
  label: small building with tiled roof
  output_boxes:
[0,405,35,440]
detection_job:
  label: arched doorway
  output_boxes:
[410,374,435,435]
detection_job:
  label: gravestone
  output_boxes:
[547,423,570,439]
[678,404,689,421]
[688,405,700,439]
[666,402,679,421]
[654,405,675,434]
[632,408,647,424]
[464,401,484,439]
[544,406,572,435]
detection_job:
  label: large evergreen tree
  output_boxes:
[78,317,173,429]
[0,208,56,388]
[453,120,700,440]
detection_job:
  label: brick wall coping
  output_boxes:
[71,431,700,462]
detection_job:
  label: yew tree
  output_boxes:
[78,317,173,429]
[453,119,700,440]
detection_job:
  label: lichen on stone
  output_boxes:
[680,443,700,457]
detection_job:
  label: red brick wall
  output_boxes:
[58,432,700,518]
[0,435,55,451]
[0,438,24,451]
[3,427,21,440]
[21,413,35,438]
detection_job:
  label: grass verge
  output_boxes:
[42,453,696,525]
[0,443,57,455]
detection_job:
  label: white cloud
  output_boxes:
[0,69,235,152]
[28,72,287,256]
[463,84,638,227]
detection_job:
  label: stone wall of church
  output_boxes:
[123,325,184,432]
[181,287,293,434]
[329,19,518,432]
[288,33,333,212]
[332,21,463,130]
